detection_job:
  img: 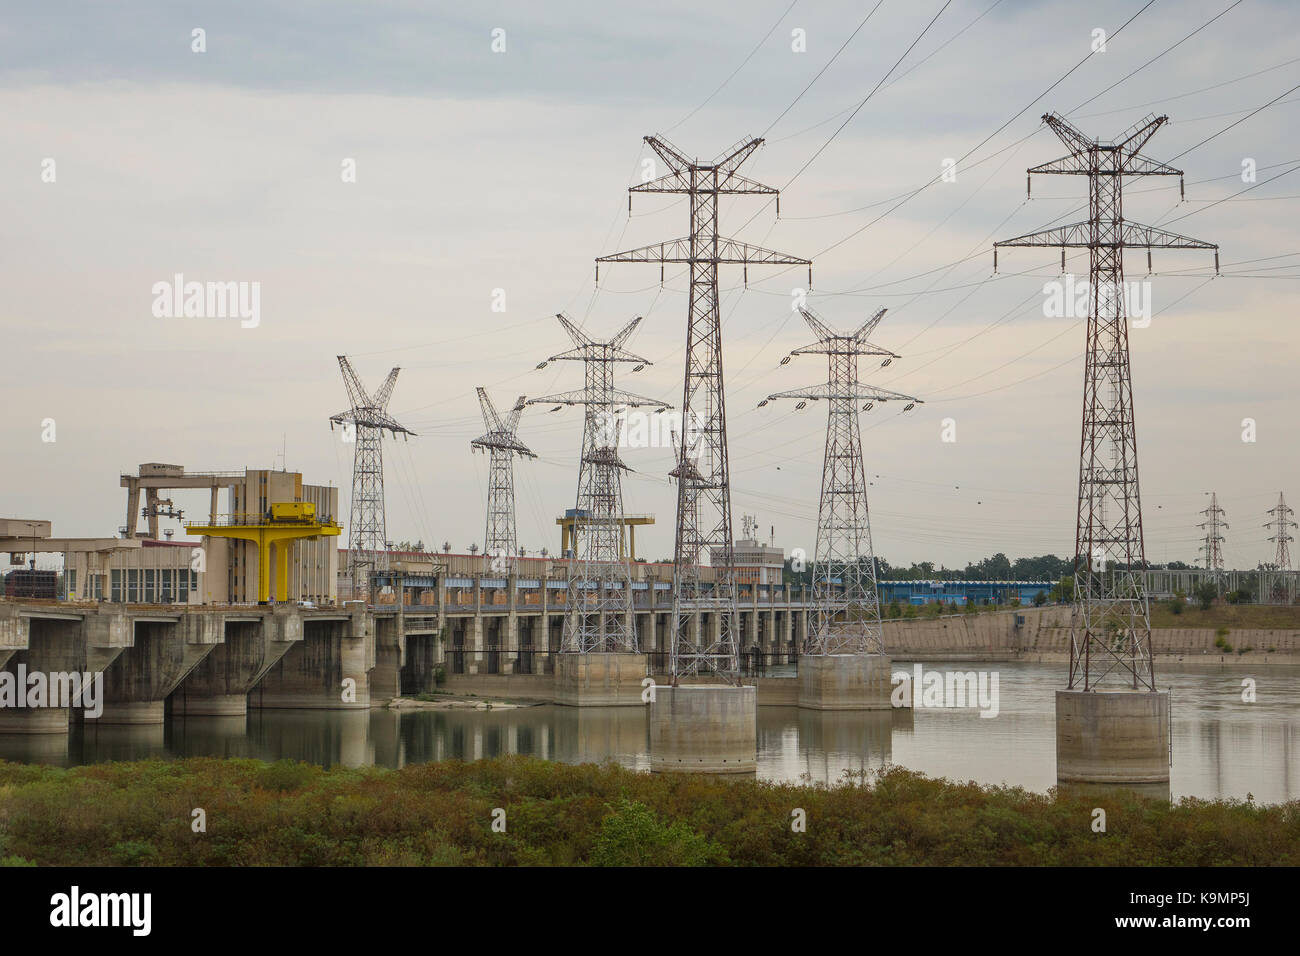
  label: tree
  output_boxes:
[1194,582,1217,611]
[1033,590,1047,607]
[1049,575,1074,604]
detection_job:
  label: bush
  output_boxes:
[1195,582,1218,611]
[1033,591,1047,607]
[588,799,727,867]
[0,756,1296,866]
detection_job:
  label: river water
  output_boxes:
[2,661,1296,803]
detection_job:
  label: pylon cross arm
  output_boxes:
[598,236,808,266]
[994,221,1216,251]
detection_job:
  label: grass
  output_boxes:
[0,756,1295,866]
[1149,603,1300,630]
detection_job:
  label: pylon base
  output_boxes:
[797,653,893,710]
[554,651,647,707]
[649,684,756,773]
[1056,689,1170,785]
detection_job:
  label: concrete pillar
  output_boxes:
[172,608,302,716]
[99,612,223,724]
[470,575,483,673]
[252,608,373,710]
[370,613,404,704]
[555,651,648,706]
[503,573,519,675]
[1056,689,1170,788]
[797,653,893,710]
[0,614,127,734]
[649,684,756,774]
[0,606,30,661]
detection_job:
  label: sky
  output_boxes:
[3,0,1298,572]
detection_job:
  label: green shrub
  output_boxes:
[589,799,727,867]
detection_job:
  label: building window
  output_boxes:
[111,569,121,602]
[127,569,138,602]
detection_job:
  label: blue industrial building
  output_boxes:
[876,579,1053,606]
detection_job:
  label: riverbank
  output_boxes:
[0,756,1294,866]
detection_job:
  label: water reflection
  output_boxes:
[2,662,1292,803]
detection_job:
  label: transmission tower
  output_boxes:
[527,313,669,652]
[1265,492,1295,570]
[762,307,920,654]
[1198,493,1228,583]
[994,113,1219,692]
[330,356,414,599]
[470,389,534,567]
[597,135,811,683]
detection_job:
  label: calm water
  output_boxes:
[2,661,1296,803]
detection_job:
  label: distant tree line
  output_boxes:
[783,553,1200,588]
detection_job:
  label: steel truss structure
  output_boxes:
[764,307,920,654]
[330,356,414,599]
[1266,492,1295,571]
[598,135,810,683]
[528,314,668,653]
[995,113,1219,692]
[1199,492,1228,583]
[471,389,535,566]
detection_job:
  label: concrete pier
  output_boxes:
[0,611,128,734]
[648,683,756,774]
[99,614,222,724]
[171,609,302,716]
[251,608,373,710]
[1056,689,1170,785]
[554,651,647,707]
[797,653,893,710]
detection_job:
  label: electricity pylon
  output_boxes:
[1266,493,1295,570]
[528,313,669,653]
[471,389,534,568]
[994,113,1219,692]
[762,307,920,654]
[1198,492,1228,584]
[330,356,414,599]
[597,135,811,683]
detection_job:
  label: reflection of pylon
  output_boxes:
[330,356,414,598]
[1198,492,1228,583]
[528,314,668,653]
[763,307,920,654]
[471,389,534,567]
[597,135,810,683]
[995,113,1219,692]
[1266,492,1295,571]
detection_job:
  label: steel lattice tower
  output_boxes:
[762,307,920,654]
[330,356,414,599]
[995,113,1219,692]
[597,135,810,683]
[1266,492,1295,570]
[528,314,668,653]
[471,389,535,564]
[1198,492,1228,579]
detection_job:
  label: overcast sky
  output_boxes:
[4,0,1298,571]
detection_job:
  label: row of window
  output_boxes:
[109,568,199,604]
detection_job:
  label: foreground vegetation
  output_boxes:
[0,756,1295,866]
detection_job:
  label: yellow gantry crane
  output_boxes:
[185,502,341,604]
